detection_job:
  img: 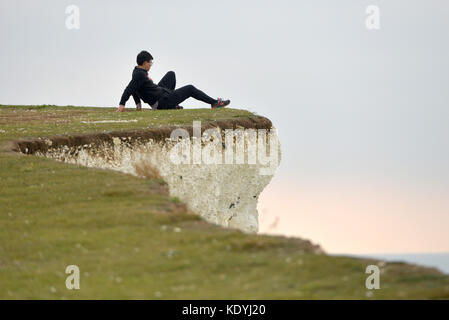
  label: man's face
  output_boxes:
[142,60,153,71]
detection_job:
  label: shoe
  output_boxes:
[175,105,184,109]
[211,98,230,108]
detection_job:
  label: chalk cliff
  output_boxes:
[13,117,281,233]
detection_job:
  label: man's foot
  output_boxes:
[175,105,184,109]
[116,106,126,112]
[211,98,230,108]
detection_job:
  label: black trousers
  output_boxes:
[157,71,217,109]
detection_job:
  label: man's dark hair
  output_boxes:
[136,50,153,65]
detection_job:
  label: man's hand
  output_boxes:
[116,105,125,112]
[136,103,142,111]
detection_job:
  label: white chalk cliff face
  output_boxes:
[36,128,281,233]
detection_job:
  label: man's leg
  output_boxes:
[158,84,218,109]
[158,71,176,90]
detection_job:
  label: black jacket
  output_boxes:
[119,66,172,106]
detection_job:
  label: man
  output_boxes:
[117,51,231,112]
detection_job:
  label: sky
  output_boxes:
[1,0,448,254]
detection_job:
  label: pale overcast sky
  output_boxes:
[1,0,448,253]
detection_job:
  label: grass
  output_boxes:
[0,104,257,144]
[1,105,449,299]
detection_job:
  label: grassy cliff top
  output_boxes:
[1,105,448,299]
[0,104,264,145]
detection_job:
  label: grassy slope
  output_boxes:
[1,105,448,299]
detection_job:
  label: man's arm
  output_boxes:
[132,92,142,110]
[117,73,144,111]
[132,92,141,106]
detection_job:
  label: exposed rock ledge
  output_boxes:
[7,116,281,233]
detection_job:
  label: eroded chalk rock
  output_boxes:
[33,124,281,233]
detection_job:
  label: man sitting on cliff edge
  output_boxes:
[116,50,231,112]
